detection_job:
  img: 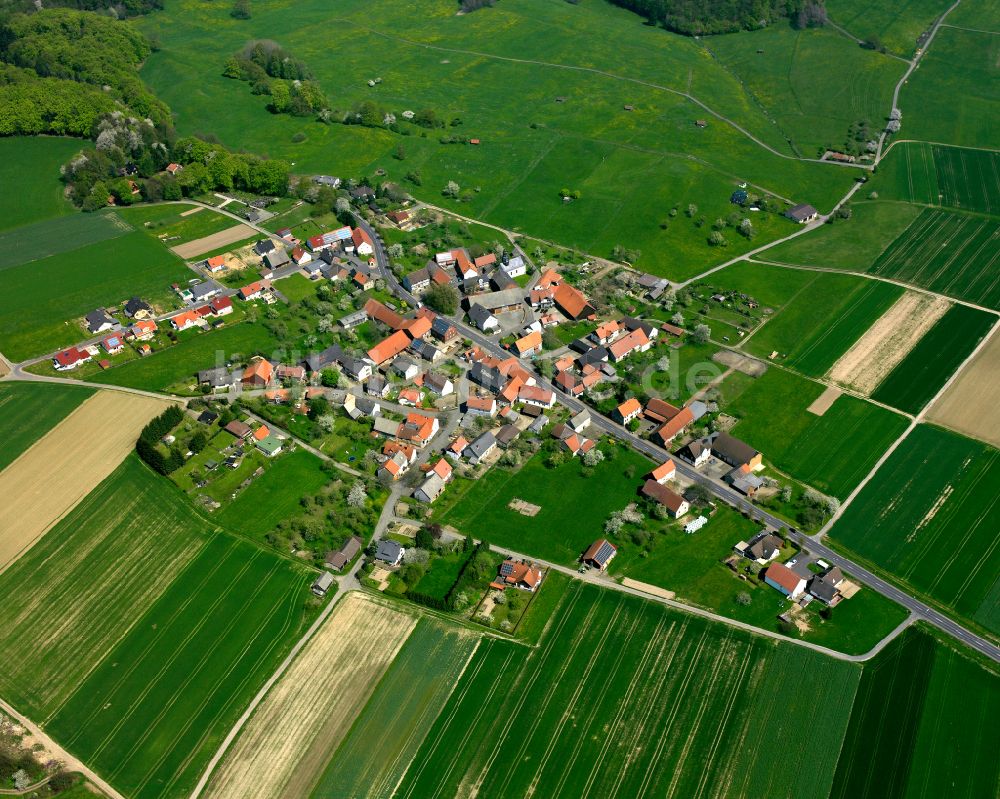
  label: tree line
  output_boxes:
[135,405,186,476]
[223,39,329,117]
[604,0,823,35]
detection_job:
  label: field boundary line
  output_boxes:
[188,585,355,799]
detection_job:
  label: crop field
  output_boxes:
[0,391,171,572]
[761,201,923,271]
[743,271,902,375]
[0,382,93,471]
[133,0,853,279]
[932,145,1000,214]
[829,424,1000,636]
[215,449,330,536]
[0,137,79,232]
[868,208,1000,308]
[728,369,909,498]
[0,211,133,271]
[878,141,941,205]
[435,445,653,564]
[203,593,422,799]
[826,0,952,57]
[870,303,996,413]
[833,627,1000,798]
[311,617,480,799]
[707,24,902,156]
[92,322,280,393]
[0,456,211,713]
[47,529,313,799]
[898,27,999,148]
[0,231,190,361]
[927,326,1000,447]
[396,582,860,799]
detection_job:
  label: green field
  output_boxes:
[899,27,999,149]
[435,444,653,565]
[311,618,479,799]
[133,0,853,279]
[0,211,134,271]
[215,448,331,536]
[0,137,80,232]
[0,456,317,799]
[829,424,1000,636]
[118,203,243,245]
[932,145,1000,214]
[743,271,903,375]
[729,368,909,498]
[0,382,93,471]
[870,303,996,413]
[396,582,860,798]
[762,201,924,271]
[869,208,1000,309]
[833,627,1000,798]
[878,141,941,205]
[827,0,951,57]
[92,322,280,393]
[699,259,821,308]
[707,24,903,156]
[0,230,190,361]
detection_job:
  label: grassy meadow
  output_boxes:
[0,382,93,471]
[396,581,860,799]
[434,443,653,564]
[826,0,952,57]
[132,0,854,279]
[829,424,1000,637]
[0,211,133,271]
[0,230,190,361]
[870,303,996,413]
[833,627,1000,798]
[728,368,909,498]
[0,137,79,232]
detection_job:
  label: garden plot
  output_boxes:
[827,291,949,394]
[0,391,171,572]
[203,593,417,799]
[171,223,258,259]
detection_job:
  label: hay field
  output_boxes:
[927,327,1000,447]
[0,382,93,471]
[171,223,258,259]
[828,291,949,394]
[203,593,417,799]
[0,390,171,572]
[396,582,860,799]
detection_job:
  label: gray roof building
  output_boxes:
[465,431,497,463]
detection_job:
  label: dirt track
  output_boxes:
[926,326,1000,448]
[0,391,171,573]
[203,593,416,799]
[171,223,257,259]
[828,292,949,393]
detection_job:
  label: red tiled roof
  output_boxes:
[641,479,686,512]
[365,298,404,330]
[651,460,675,481]
[616,397,642,419]
[401,315,432,339]
[368,330,411,364]
[513,330,542,355]
[766,562,804,594]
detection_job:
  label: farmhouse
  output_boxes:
[711,432,761,470]
[469,304,500,332]
[608,328,650,362]
[651,403,695,445]
[553,282,595,320]
[641,479,689,518]
[582,538,617,570]
[512,330,543,357]
[414,473,446,503]
[368,330,412,365]
[615,397,643,425]
[518,385,555,408]
[650,460,676,483]
[492,559,543,592]
[475,288,525,315]
[242,357,274,387]
[764,562,806,599]
[785,204,819,224]
[325,536,363,571]
[676,439,710,467]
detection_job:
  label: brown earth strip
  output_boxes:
[171,223,258,259]
[926,327,1000,448]
[0,391,172,573]
[806,386,841,416]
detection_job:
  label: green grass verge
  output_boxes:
[0,382,94,471]
[828,424,1000,636]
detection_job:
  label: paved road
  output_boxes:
[362,210,1000,665]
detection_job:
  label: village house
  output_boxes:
[85,309,117,335]
[101,334,125,354]
[491,558,543,592]
[190,281,221,303]
[765,562,807,598]
[735,532,784,564]
[52,346,92,371]
[128,319,158,341]
[378,451,411,481]
[518,385,555,409]
[414,473,447,503]
[376,539,405,567]
[650,460,676,484]
[676,439,711,467]
[711,432,762,470]
[205,255,226,274]
[465,431,497,464]
[325,536,363,571]
[569,409,591,433]
[210,296,233,316]
[512,330,543,357]
[169,310,201,332]
[808,566,845,605]
[124,297,154,320]
[431,317,458,343]
[446,436,469,461]
[425,372,454,396]
[242,357,274,387]
[468,303,500,332]
[582,539,617,570]
[368,330,412,365]
[224,420,252,439]
[608,328,650,363]
[615,397,643,425]
[392,357,420,380]
[465,395,499,417]
[641,479,689,518]
[650,403,695,446]
[785,203,819,224]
